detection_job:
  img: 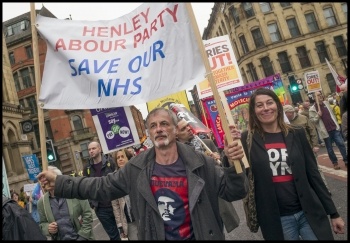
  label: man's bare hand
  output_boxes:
[37,170,58,191]
[223,125,243,161]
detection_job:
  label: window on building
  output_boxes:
[247,62,259,81]
[342,3,347,19]
[259,3,272,13]
[334,35,347,57]
[278,52,292,73]
[72,115,84,134]
[305,12,319,32]
[28,95,38,115]
[239,35,249,54]
[34,123,40,148]
[45,120,54,140]
[280,3,291,8]
[242,3,255,18]
[19,99,25,109]
[25,45,33,59]
[218,26,223,36]
[20,68,32,88]
[5,20,29,37]
[9,52,15,65]
[30,66,35,84]
[323,7,337,27]
[230,7,240,25]
[296,46,311,68]
[80,142,90,159]
[251,28,265,49]
[315,40,329,63]
[13,72,21,91]
[260,56,274,77]
[286,18,301,37]
[267,23,282,42]
[326,73,337,93]
[221,20,227,34]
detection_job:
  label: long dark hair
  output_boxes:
[248,88,291,138]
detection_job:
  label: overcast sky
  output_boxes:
[2,2,214,117]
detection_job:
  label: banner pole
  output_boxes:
[185,3,244,173]
[30,3,48,171]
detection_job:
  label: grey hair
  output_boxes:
[145,107,178,129]
[48,165,62,176]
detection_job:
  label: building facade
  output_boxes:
[3,7,146,191]
[191,2,347,113]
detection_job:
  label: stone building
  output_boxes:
[191,2,347,111]
[2,6,146,192]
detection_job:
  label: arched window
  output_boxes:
[72,115,84,134]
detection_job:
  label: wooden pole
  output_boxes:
[30,3,48,171]
[185,3,243,173]
[194,135,222,165]
[219,91,249,168]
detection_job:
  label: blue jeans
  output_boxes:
[95,206,121,240]
[280,211,317,240]
[323,129,347,165]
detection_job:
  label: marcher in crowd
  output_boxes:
[25,180,43,224]
[82,141,120,241]
[112,149,138,240]
[241,88,345,240]
[283,104,330,193]
[309,91,347,170]
[176,118,241,234]
[3,193,46,240]
[328,98,343,139]
[176,118,221,162]
[37,107,248,240]
[37,166,94,240]
[11,191,25,208]
[340,91,347,140]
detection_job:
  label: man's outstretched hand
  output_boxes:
[37,170,58,191]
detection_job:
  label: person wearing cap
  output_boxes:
[283,104,330,193]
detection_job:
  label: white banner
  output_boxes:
[196,35,244,99]
[37,3,205,109]
[304,70,322,93]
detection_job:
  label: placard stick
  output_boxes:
[219,92,249,168]
[194,135,222,165]
[185,3,243,173]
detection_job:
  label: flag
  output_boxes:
[36,3,205,109]
[325,58,346,92]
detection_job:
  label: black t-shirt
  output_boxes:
[264,132,301,216]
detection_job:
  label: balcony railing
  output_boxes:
[70,127,94,142]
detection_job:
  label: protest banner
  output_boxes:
[325,58,346,93]
[169,103,211,134]
[202,74,286,148]
[90,106,140,154]
[22,154,41,181]
[35,3,205,109]
[146,90,190,112]
[304,70,322,94]
[2,157,10,198]
[196,35,244,99]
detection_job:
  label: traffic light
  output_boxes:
[46,139,57,162]
[288,76,298,93]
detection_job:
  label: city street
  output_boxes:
[93,146,347,240]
